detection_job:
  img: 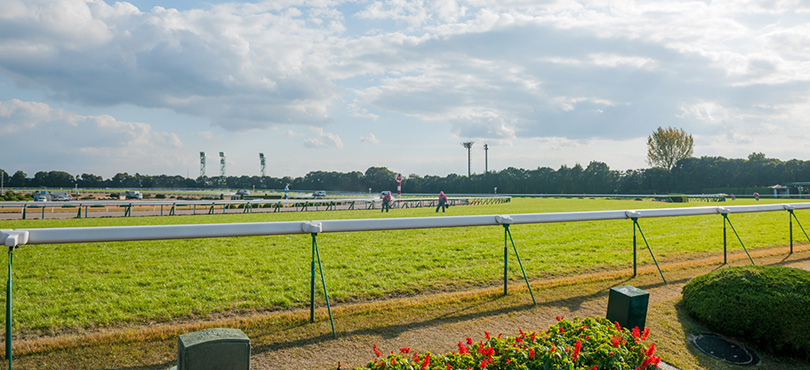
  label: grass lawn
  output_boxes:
[2,197,807,332]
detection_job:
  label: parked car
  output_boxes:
[50,192,72,201]
[313,190,327,198]
[125,191,143,199]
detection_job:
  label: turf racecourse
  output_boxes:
[2,197,810,369]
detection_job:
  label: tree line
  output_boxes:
[0,153,806,195]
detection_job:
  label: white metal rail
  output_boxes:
[3,203,810,246]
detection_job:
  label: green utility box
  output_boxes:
[606,285,649,330]
[169,328,250,370]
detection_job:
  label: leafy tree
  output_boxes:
[9,171,27,187]
[646,126,694,171]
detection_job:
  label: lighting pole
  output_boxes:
[461,141,474,177]
[483,143,489,173]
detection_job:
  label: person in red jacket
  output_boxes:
[382,191,392,212]
[436,191,448,213]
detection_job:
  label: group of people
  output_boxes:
[380,191,449,213]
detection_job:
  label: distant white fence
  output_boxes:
[0,196,511,219]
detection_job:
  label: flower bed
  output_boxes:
[358,316,660,369]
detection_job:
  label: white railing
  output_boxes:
[3,203,810,247]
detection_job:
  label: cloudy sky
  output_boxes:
[1,0,809,179]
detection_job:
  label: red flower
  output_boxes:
[479,359,489,368]
[446,365,451,370]
[400,347,411,354]
[632,327,641,338]
[421,353,430,370]
[466,337,473,345]
[590,366,598,370]
[641,327,650,341]
[559,327,565,333]
[611,335,621,347]
[497,333,503,339]
[550,343,556,354]
[457,341,469,355]
[529,348,535,359]
[555,315,565,321]
[646,343,656,357]
[572,340,582,362]
[485,332,491,340]
[530,333,536,341]
[614,321,622,330]
[373,344,381,358]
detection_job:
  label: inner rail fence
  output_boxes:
[3,202,810,368]
[0,196,511,220]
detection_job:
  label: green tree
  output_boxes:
[646,126,694,171]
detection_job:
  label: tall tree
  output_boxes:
[646,126,694,171]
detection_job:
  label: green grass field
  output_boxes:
[2,197,808,332]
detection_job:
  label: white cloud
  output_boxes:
[2,0,810,176]
[303,127,343,148]
[0,99,185,175]
[359,133,380,144]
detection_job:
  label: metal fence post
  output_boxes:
[5,246,13,369]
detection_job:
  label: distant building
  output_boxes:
[769,182,810,198]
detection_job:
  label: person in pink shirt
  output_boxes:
[436,191,448,213]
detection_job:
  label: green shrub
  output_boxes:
[357,317,660,369]
[155,194,166,199]
[682,265,810,358]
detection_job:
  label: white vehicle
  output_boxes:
[125,191,143,199]
[50,192,72,201]
[313,190,326,198]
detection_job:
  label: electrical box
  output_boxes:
[606,285,649,330]
[169,328,250,370]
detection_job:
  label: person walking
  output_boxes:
[381,191,392,213]
[436,191,448,213]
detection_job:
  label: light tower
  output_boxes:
[219,152,226,178]
[199,152,206,178]
[259,153,266,177]
[461,141,474,177]
[483,143,489,173]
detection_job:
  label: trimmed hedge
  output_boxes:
[358,316,660,369]
[682,265,810,358]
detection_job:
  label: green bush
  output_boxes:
[357,317,660,369]
[682,266,810,358]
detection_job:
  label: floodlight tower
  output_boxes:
[199,152,206,178]
[219,152,226,178]
[461,141,474,177]
[483,143,489,173]
[259,153,266,177]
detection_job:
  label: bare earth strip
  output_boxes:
[5,244,810,370]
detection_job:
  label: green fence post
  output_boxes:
[76,204,82,219]
[788,209,810,254]
[790,210,794,254]
[723,214,727,264]
[21,207,25,220]
[721,213,755,265]
[632,220,637,277]
[503,224,509,295]
[309,233,335,337]
[310,234,315,323]
[503,224,536,305]
[5,246,13,369]
[632,218,666,284]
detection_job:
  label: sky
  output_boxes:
[1,0,809,179]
